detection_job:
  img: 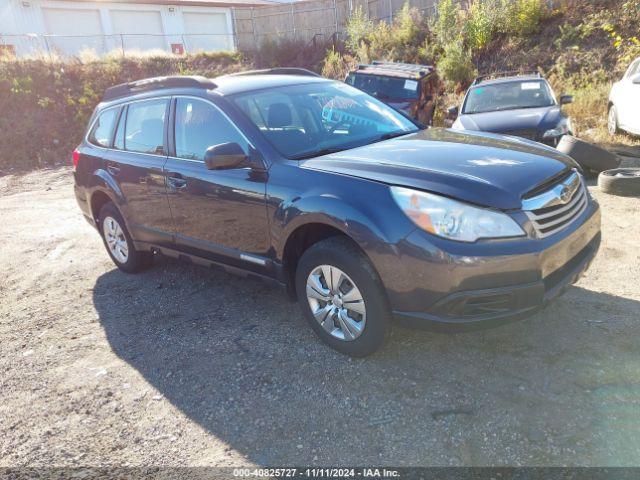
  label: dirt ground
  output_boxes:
[1,165,640,468]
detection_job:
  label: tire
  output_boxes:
[557,135,621,173]
[598,168,640,197]
[608,105,620,136]
[295,236,390,357]
[98,202,154,273]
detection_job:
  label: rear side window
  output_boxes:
[124,99,168,155]
[88,108,118,147]
[174,98,249,161]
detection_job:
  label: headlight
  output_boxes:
[543,119,572,138]
[390,187,525,242]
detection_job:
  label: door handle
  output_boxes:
[106,162,120,175]
[166,173,187,189]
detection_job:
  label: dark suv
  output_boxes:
[74,73,601,357]
[345,61,439,125]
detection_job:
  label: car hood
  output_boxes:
[457,106,562,133]
[300,128,577,210]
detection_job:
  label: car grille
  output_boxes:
[523,170,588,239]
[502,129,539,141]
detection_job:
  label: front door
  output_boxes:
[102,97,173,246]
[163,96,270,273]
[618,59,640,132]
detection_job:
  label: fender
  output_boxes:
[91,168,126,204]
[275,195,388,257]
[274,193,415,280]
[90,168,125,207]
[85,169,130,232]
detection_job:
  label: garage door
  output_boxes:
[183,12,232,52]
[42,8,104,55]
[110,10,165,53]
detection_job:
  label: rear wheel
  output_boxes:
[98,202,153,273]
[295,236,390,357]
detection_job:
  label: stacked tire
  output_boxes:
[556,135,640,197]
[598,169,640,197]
[557,135,620,176]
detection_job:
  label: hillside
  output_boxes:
[322,0,640,148]
[0,0,638,172]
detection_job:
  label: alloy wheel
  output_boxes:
[103,216,129,264]
[306,265,366,341]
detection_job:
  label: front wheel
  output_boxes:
[98,202,153,273]
[295,236,390,357]
[608,105,620,135]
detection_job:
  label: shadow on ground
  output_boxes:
[93,256,640,465]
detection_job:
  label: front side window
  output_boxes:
[231,82,418,159]
[88,108,118,147]
[462,80,556,114]
[346,73,420,101]
[124,98,168,155]
[174,98,249,161]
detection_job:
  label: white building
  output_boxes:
[0,0,275,57]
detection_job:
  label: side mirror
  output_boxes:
[447,105,459,118]
[204,142,247,170]
[560,94,574,105]
[632,74,640,85]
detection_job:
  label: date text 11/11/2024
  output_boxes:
[232,468,401,478]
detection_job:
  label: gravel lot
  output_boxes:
[1,165,640,467]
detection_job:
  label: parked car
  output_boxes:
[449,71,574,146]
[609,56,640,136]
[345,61,439,125]
[74,72,601,357]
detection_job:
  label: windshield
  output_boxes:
[462,80,556,114]
[230,81,419,159]
[345,73,420,101]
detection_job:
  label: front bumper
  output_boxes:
[388,200,601,330]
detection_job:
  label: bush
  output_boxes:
[549,72,611,143]
[434,0,461,46]
[438,41,477,89]
[464,0,494,51]
[345,6,374,53]
[322,48,352,80]
[345,3,430,65]
[0,52,249,172]
[504,0,547,37]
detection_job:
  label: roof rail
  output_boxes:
[472,70,542,85]
[103,76,217,101]
[357,61,435,77]
[224,68,321,78]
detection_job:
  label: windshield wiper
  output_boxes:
[290,147,346,160]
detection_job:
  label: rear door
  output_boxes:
[102,97,174,246]
[163,96,270,272]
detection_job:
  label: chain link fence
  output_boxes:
[0,32,236,59]
[233,0,439,51]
